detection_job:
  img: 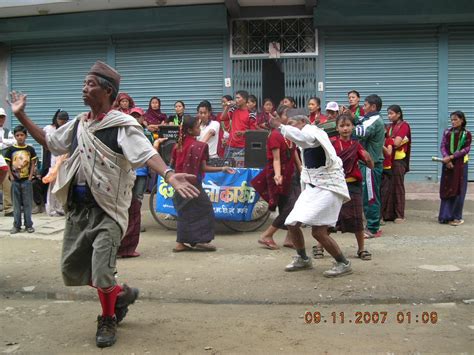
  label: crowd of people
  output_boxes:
[0,60,471,348]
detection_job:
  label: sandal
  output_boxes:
[258,238,279,250]
[283,243,295,249]
[357,250,372,261]
[312,246,324,259]
[172,245,192,253]
[449,219,464,226]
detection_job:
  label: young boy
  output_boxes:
[353,94,385,238]
[4,125,37,234]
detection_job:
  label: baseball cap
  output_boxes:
[130,107,145,116]
[325,101,339,112]
[0,107,6,117]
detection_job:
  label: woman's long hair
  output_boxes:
[177,115,197,150]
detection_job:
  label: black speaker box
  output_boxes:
[245,130,268,168]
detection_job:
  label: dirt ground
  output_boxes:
[0,200,473,353]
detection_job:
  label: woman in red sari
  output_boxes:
[113,92,135,114]
[307,97,327,125]
[143,96,167,133]
[438,111,471,226]
[256,98,275,130]
[251,105,302,249]
[384,104,411,223]
[170,115,234,252]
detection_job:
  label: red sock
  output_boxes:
[97,285,122,317]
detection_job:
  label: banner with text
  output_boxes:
[155,168,262,221]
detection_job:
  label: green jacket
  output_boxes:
[354,112,385,165]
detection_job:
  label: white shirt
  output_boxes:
[0,126,16,151]
[198,120,220,158]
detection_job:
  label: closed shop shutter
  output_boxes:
[325,28,439,181]
[10,41,107,157]
[448,25,474,179]
[115,36,224,116]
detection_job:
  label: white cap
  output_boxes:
[0,108,6,117]
[325,101,339,112]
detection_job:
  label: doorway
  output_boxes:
[262,59,285,105]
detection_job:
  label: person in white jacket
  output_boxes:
[271,108,353,278]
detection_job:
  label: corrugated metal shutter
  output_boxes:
[325,28,439,181]
[115,36,224,116]
[232,59,263,102]
[448,25,474,179]
[10,41,107,158]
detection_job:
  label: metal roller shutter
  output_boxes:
[10,41,107,157]
[115,36,224,116]
[325,28,439,181]
[448,25,474,179]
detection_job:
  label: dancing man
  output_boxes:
[271,109,353,277]
[9,61,199,348]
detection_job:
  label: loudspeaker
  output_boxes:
[158,126,180,165]
[245,130,268,168]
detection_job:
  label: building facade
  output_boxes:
[0,0,473,181]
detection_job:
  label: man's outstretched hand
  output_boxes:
[9,91,28,115]
[168,173,200,198]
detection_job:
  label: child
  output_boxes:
[381,127,394,224]
[256,98,275,130]
[197,101,221,160]
[117,107,149,258]
[251,104,302,249]
[170,115,234,252]
[247,94,259,123]
[4,125,37,234]
[314,113,374,260]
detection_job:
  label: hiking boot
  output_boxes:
[323,260,352,278]
[96,315,117,348]
[10,227,20,234]
[115,284,139,324]
[285,255,313,272]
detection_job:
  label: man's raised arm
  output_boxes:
[9,91,47,148]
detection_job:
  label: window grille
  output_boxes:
[231,17,318,58]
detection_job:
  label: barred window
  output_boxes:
[231,17,317,58]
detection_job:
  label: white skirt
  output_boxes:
[285,185,344,227]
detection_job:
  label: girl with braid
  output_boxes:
[170,115,235,252]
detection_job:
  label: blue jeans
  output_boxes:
[12,179,33,229]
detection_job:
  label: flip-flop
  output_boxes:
[172,245,192,252]
[258,239,279,250]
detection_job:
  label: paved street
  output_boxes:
[0,199,473,353]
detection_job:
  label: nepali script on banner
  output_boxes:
[155,168,262,221]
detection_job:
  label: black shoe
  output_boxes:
[115,284,139,324]
[96,315,117,348]
[10,227,20,234]
[26,227,35,233]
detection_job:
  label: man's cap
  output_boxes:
[88,60,120,91]
[57,111,69,121]
[325,101,339,112]
[0,107,6,117]
[130,107,145,116]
